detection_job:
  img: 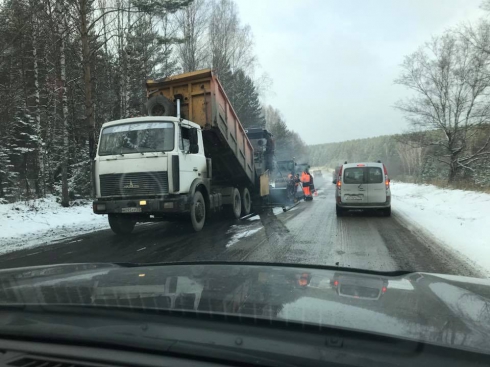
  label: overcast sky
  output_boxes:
[237,0,486,145]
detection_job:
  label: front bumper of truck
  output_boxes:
[93,195,189,215]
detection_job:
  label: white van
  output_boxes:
[335,162,391,216]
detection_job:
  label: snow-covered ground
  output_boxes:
[392,182,490,276]
[0,196,108,255]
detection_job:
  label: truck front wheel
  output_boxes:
[190,191,206,231]
[108,214,136,235]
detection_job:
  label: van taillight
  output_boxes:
[385,178,390,190]
[383,164,388,175]
[337,180,341,188]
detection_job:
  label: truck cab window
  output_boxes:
[179,126,191,152]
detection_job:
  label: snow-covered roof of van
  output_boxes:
[342,162,384,168]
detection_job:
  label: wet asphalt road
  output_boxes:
[0,184,481,277]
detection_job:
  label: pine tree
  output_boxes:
[229,69,265,128]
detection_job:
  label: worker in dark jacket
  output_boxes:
[309,171,315,195]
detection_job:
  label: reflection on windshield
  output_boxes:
[98,122,174,156]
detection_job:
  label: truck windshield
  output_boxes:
[98,122,174,156]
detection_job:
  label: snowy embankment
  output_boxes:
[0,196,108,255]
[392,182,490,276]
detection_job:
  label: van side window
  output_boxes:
[367,167,383,183]
[344,168,364,184]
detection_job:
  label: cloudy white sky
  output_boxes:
[237,0,487,145]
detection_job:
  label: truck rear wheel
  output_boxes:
[146,94,175,116]
[190,191,206,232]
[226,188,242,219]
[108,214,136,235]
[241,187,251,216]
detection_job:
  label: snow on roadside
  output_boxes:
[392,182,490,276]
[0,196,108,255]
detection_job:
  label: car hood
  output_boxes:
[1,262,490,354]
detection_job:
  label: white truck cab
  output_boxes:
[93,117,213,233]
[335,162,391,216]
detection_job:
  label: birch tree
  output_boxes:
[395,29,490,183]
[208,0,255,78]
[175,0,209,72]
[29,0,45,197]
[54,0,70,207]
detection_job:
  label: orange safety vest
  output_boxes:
[301,172,310,183]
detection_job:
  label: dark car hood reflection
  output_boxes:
[1,263,490,354]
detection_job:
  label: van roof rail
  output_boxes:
[344,161,347,164]
[377,160,381,163]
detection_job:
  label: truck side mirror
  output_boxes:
[189,128,199,154]
[189,144,199,154]
[189,128,198,144]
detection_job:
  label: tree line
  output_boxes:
[0,0,305,204]
[308,124,490,188]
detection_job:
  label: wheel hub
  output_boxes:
[195,201,204,222]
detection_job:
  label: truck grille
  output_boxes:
[99,171,169,197]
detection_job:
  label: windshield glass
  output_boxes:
[2,0,490,360]
[98,122,174,156]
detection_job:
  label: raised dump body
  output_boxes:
[146,69,255,187]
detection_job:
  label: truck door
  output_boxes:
[366,165,386,204]
[178,126,200,192]
[342,167,367,204]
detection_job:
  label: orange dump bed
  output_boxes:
[146,69,255,186]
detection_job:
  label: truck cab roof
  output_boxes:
[101,116,201,130]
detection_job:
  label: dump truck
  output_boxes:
[92,69,276,233]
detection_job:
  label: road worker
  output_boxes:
[301,169,313,200]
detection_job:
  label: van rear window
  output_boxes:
[367,167,383,183]
[344,168,364,184]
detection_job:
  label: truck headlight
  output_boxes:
[96,204,106,211]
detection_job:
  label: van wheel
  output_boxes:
[383,206,391,217]
[226,188,242,219]
[336,205,344,217]
[190,191,206,231]
[241,187,251,216]
[108,214,136,235]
